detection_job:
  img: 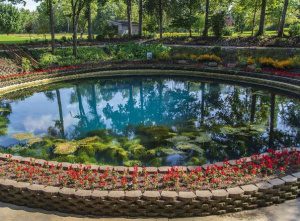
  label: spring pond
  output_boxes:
[0,76,299,166]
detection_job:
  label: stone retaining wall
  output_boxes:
[0,152,299,217]
[1,61,300,97]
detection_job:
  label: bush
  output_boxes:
[21,57,32,72]
[258,57,295,69]
[223,27,233,36]
[289,23,300,37]
[211,11,226,37]
[198,54,222,63]
[40,53,60,67]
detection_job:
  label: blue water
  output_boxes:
[0,76,299,166]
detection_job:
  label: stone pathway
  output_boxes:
[0,198,299,221]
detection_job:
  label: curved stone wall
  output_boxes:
[0,62,299,97]
[0,63,300,217]
[0,151,299,217]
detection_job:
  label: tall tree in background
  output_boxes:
[138,0,143,37]
[257,0,267,36]
[158,0,163,38]
[126,0,132,37]
[278,0,289,37]
[0,3,20,34]
[35,0,56,53]
[202,0,210,37]
[70,0,87,57]
[86,0,93,40]
[49,0,55,53]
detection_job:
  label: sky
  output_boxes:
[17,0,39,11]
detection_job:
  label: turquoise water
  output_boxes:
[0,76,299,166]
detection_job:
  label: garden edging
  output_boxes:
[0,62,300,97]
[0,150,299,217]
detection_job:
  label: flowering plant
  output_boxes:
[0,148,299,191]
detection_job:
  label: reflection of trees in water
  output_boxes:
[0,101,11,136]
[39,77,300,163]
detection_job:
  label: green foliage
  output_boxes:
[0,3,20,34]
[289,23,300,37]
[211,11,226,37]
[40,53,60,67]
[21,57,32,72]
[223,27,233,36]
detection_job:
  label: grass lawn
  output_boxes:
[0,33,88,44]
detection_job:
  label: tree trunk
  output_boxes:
[250,90,257,123]
[72,15,78,57]
[257,0,267,36]
[159,0,163,39]
[251,0,258,36]
[87,1,93,41]
[138,0,143,38]
[56,89,65,138]
[127,0,132,37]
[49,0,55,53]
[202,0,210,37]
[278,0,289,37]
[269,93,275,148]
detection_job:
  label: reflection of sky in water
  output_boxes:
[0,77,299,150]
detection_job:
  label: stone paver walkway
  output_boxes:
[0,198,299,221]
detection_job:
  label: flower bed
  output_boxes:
[0,148,299,192]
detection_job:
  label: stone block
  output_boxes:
[142,191,160,201]
[178,191,196,202]
[196,190,212,200]
[227,187,244,198]
[211,189,228,200]
[161,191,178,201]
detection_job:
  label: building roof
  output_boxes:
[109,20,139,27]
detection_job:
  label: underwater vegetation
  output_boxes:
[0,125,208,166]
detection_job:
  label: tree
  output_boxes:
[278,0,289,37]
[257,0,267,36]
[35,0,56,53]
[126,0,132,37]
[0,3,20,34]
[170,0,201,37]
[70,0,88,57]
[138,0,143,37]
[86,0,93,40]
[202,0,210,37]
[144,0,169,38]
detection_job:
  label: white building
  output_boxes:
[108,20,139,36]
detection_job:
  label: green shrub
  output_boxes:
[223,27,233,36]
[21,57,32,72]
[40,53,60,67]
[211,11,226,37]
[289,23,300,37]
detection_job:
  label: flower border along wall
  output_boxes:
[0,148,299,217]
